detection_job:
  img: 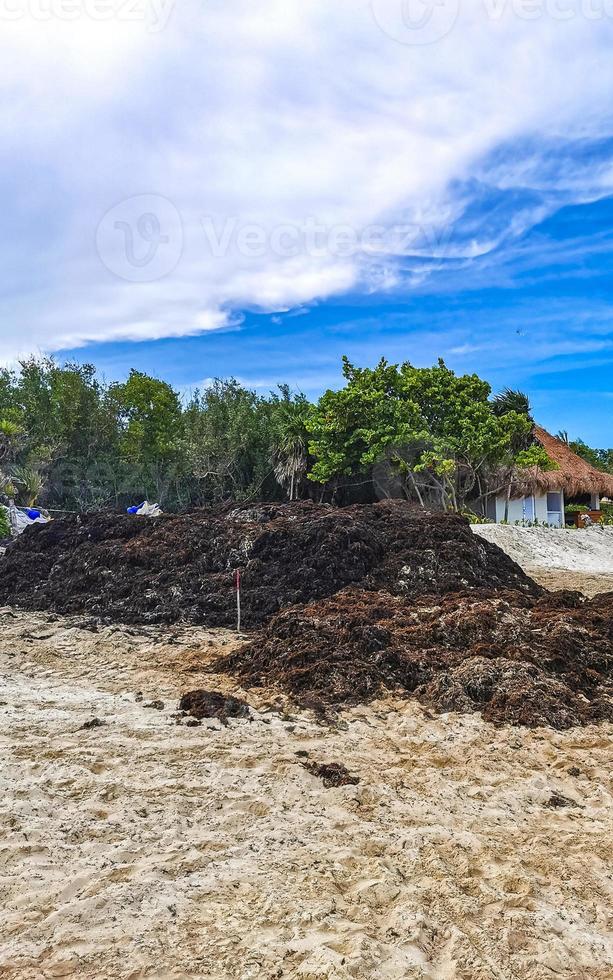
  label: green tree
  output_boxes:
[0,368,19,423]
[0,420,22,501]
[8,358,119,507]
[108,370,182,465]
[269,387,313,500]
[308,357,532,510]
[492,387,532,420]
[183,379,277,501]
[308,357,426,496]
[0,420,21,466]
[106,371,185,506]
[0,353,577,516]
[557,432,613,474]
[514,445,558,471]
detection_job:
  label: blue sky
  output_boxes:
[60,187,613,445]
[2,2,613,445]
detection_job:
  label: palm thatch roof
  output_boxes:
[512,426,613,498]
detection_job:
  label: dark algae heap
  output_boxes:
[2,500,611,728]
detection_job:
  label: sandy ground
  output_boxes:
[522,567,613,597]
[473,525,613,596]
[1,607,612,980]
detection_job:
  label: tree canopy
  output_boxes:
[0,354,609,513]
[307,357,533,510]
[557,431,613,474]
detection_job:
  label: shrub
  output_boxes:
[462,510,492,525]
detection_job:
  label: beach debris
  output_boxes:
[302,760,360,788]
[2,500,610,730]
[179,689,251,725]
[0,501,538,626]
[126,501,162,518]
[546,792,578,809]
[217,588,613,729]
[81,717,105,730]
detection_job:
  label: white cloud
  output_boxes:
[1,0,613,360]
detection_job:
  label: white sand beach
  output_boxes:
[473,525,613,596]
[1,608,612,979]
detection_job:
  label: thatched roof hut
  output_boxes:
[513,426,613,499]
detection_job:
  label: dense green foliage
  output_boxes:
[0,359,307,511]
[307,358,533,510]
[513,445,559,471]
[556,430,613,474]
[0,355,609,513]
[491,387,533,419]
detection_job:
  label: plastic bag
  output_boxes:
[127,500,162,518]
[8,501,50,536]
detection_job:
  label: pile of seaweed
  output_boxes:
[0,500,537,626]
[216,588,613,729]
[3,499,611,727]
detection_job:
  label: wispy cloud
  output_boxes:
[2,2,613,361]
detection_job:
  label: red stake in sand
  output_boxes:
[234,568,241,634]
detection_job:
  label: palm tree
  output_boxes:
[10,465,44,507]
[491,389,534,522]
[0,420,20,465]
[270,398,311,501]
[0,421,21,504]
[491,387,533,420]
